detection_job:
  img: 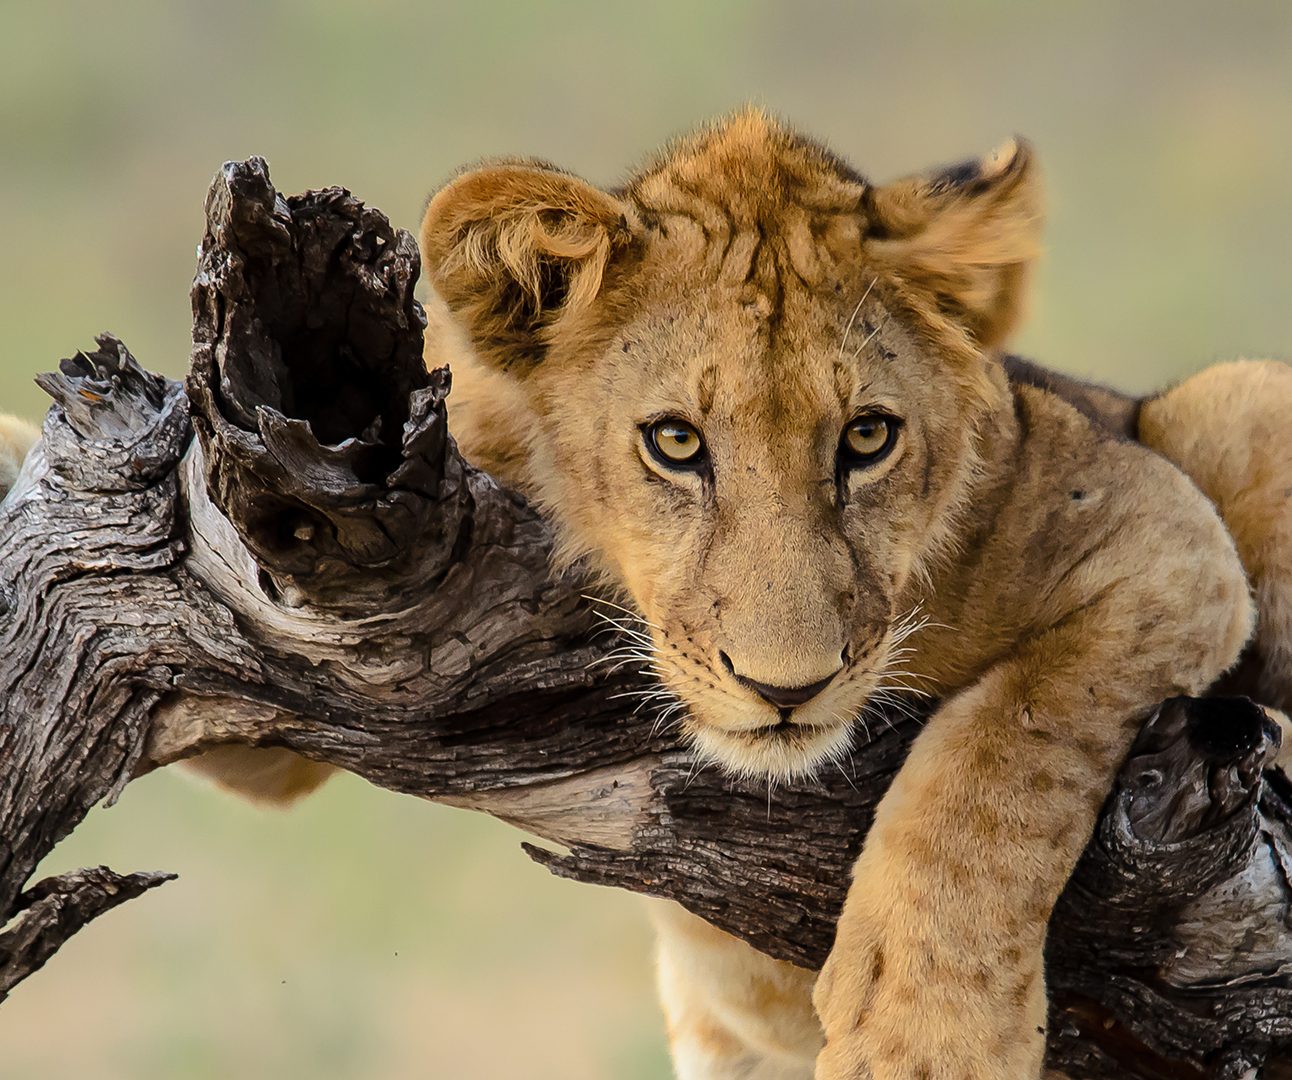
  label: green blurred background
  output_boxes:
[1,2,1289,1077]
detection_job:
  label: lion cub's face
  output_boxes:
[528,275,980,778]
[422,111,1039,778]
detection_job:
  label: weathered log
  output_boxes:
[1,158,1289,1078]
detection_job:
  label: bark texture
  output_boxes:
[1,158,1289,1078]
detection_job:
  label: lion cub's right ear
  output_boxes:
[420,164,639,371]
[863,139,1042,351]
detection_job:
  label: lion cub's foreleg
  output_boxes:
[813,498,1252,1078]
[652,899,1076,1080]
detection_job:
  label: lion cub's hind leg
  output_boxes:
[1140,359,1292,728]
[183,746,336,805]
[651,901,818,1080]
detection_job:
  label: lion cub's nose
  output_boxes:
[719,651,841,712]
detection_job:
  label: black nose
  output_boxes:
[719,651,840,712]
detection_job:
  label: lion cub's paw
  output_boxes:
[812,916,880,1080]
[812,879,1047,1080]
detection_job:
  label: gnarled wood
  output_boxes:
[0,867,175,1004]
[1,158,1289,1078]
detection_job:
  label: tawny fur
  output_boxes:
[5,109,1284,1080]
[183,745,338,805]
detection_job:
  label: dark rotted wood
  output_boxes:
[0,158,1289,1078]
[187,158,450,607]
[1045,698,1292,1078]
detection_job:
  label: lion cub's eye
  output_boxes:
[840,414,900,469]
[645,418,707,469]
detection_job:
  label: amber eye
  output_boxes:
[645,418,707,468]
[840,414,899,468]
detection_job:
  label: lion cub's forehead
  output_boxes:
[615,294,911,477]
[627,109,868,232]
[605,111,923,432]
[624,109,869,294]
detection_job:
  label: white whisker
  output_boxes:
[583,594,663,632]
[851,314,889,360]
[837,278,877,361]
[682,755,709,792]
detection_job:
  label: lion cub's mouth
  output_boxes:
[729,716,837,740]
[685,711,857,782]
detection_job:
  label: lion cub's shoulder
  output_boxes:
[1009,379,1195,515]
[960,381,1250,650]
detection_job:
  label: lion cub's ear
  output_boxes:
[420,163,639,370]
[864,139,1042,350]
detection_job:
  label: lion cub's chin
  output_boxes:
[686,717,856,782]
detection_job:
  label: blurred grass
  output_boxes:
[0,1,1289,1077]
[5,772,667,1080]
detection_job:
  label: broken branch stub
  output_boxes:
[187,156,457,607]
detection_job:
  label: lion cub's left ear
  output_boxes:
[863,139,1042,351]
[420,163,640,370]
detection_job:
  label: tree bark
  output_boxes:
[1,157,1289,1079]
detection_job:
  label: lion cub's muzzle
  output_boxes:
[670,641,873,780]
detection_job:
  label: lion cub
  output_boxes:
[418,111,1257,1079]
